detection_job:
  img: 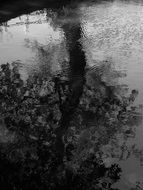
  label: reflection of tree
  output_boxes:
[0,60,123,189]
[0,46,142,190]
[0,2,143,190]
[79,61,142,162]
[64,58,143,188]
[0,8,143,190]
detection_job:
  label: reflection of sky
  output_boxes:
[0,13,63,68]
[113,156,143,189]
[81,1,143,105]
[1,1,143,189]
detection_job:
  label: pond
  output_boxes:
[1,0,143,189]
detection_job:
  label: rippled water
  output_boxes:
[0,10,66,80]
[1,1,143,189]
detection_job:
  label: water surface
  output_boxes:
[1,1,143,189]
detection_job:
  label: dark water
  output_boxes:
[1,1,143,189]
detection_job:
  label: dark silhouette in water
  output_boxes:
[1,52,141,190]
[53,20,87,175]
[1,1,142,189]
[0,0,88,170]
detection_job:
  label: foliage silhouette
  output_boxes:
[0,60,126,189]
[0,58,142,189]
